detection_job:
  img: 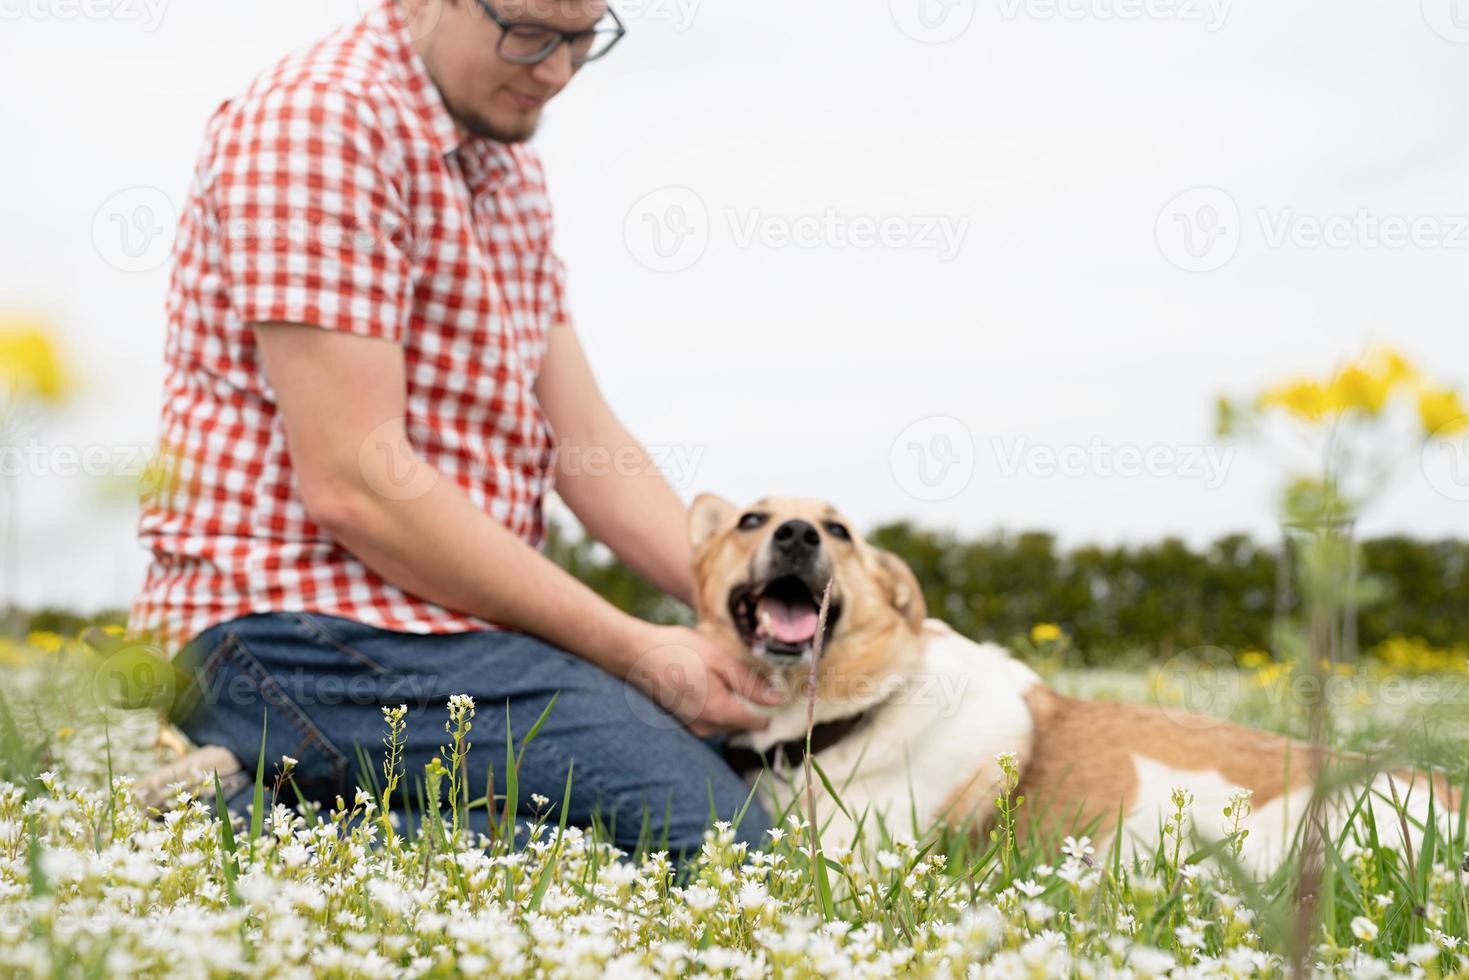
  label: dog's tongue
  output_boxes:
[756,594,819,644]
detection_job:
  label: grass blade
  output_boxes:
[213,770,240,906]
[248,711,268,860]
[528,760,574,912]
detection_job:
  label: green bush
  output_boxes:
[25,524,1465,665]
[544,522,1469,664]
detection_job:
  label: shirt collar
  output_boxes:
[368,0,519,194]
[369,0,464,160]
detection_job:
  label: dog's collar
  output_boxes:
[721,710,872,777]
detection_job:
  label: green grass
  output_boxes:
[0,635,1464,977]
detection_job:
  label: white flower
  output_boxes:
[446,694,475,727]
[1056,859,1094,886]
[1406,942,1439,967]
[1013,878,1046,898]
[1176,924,1206,949]
[737,882,768,913]
[1351,916,1379,943]
[1129,946,1175,978]
[1021,899,1054,926]
[1061,836,1094,860]
[279,843,310,869]
[683,885,718,912]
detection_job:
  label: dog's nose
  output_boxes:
[773,519,821,557]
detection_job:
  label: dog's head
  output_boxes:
[689,494,927,678]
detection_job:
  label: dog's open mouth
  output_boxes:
[729,575,841,661]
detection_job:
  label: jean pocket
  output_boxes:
[184,631,353,804]
[288,613,390,675]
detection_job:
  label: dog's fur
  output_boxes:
[691,494,1463,871]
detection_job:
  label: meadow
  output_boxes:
[4,325,1469,976]
[0,626,1465,979]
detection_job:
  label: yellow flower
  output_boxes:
[1257,379,1330,423]
[0,638,29,668]
[1418,387,1468,437]
[1030,623,1062,644]
[1237,649,1270,669]
[1371,636,1469,675]
[26,630,63,654]
[1326,365,1391,415]
[1252,663,1287,688]
[1370,346,1418,387]
[0,319,70,405]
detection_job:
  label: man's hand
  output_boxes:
[622,624,786,738]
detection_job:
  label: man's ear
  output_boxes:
[689,493,737,552]
[872,548,927,630]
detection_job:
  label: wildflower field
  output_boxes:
[0,628,1466,979]
[4,319,1469,977]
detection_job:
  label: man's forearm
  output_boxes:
[310,465,648,678]
[553,418,698,608]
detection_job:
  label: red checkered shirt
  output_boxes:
[131,0,566,655]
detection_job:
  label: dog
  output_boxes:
[690,493,1464,872]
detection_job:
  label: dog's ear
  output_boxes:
[689,493,737,552]
[872,548,926,630]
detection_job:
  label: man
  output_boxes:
[130,0,782,856]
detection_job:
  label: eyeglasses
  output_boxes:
[469,0,626,67]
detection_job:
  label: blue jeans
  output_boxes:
[169,612,770,861]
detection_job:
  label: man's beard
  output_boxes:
[443,94,538,145]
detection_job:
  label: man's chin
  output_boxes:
[451,106,539,145]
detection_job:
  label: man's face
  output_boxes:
[406,0,608,144]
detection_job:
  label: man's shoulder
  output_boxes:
[204,20,414,147]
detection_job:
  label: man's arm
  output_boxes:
[534,321,696,607]
[252,321,782,734]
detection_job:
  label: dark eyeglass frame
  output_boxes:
[469,0,627,67]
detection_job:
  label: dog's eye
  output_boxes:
[824,521,851,541]
[737,512,769,531]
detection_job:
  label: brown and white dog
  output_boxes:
[690,494,1464,871]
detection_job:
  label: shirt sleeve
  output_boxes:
[544,247,570,327]
[210,80,414,343]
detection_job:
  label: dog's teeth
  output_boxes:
[758,608,772,636]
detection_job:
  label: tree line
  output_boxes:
[545,522,1469,663]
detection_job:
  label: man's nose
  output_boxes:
[772,519,821,559]
[529,43,575,89]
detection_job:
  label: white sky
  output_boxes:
[2,0,1468,611]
